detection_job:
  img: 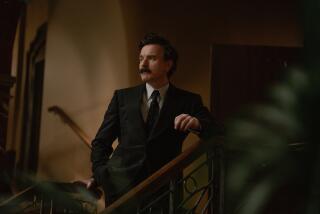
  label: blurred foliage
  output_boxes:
[225,69,312,214]
[225,0,320,213]
[0,170,99,213]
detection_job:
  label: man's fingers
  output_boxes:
[86,181,92,189]
[175,114,201,132]
[175,114,193,132]
[174,114,188,129]
[86,178,95,189]
[180,115,192,131]
[184,117,195,132]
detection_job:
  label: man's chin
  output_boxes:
[140,74,150,82]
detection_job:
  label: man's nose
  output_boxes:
[140,58,148,67]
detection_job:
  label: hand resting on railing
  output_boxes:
[72,178,103,200]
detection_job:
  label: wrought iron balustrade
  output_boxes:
[136,146,223,214]
[102,137,224,214]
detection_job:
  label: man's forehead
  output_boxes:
[140,44,164,55]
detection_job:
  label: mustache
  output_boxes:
[139,68,151,74]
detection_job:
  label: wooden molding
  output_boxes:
[0,74,16,88]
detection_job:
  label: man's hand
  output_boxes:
[85,177,96,189]
[72,177,102,199]
[174,114,201,132]
[74,177,96,189]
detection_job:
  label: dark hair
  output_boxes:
[139,33,178,77]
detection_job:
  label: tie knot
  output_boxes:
[150,90,160,100]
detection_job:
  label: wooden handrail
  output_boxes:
[102,137,223,213]
[48,105,91,148]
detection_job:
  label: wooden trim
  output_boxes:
[19,23,47,172]
[0,74,16,88]
[48,105,91,148]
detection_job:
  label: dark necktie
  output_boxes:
[146,90,160,136]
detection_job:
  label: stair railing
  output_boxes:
[48,105,91,148]
[102,136,224,214]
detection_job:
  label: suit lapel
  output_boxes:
[126,84,147,141]
[148,84,178,141]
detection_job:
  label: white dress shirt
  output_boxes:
[141,83,169,122]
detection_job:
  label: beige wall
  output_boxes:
[37,0,302,183]
[38,0,130,181]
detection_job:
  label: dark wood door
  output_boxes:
[211,45,302,123]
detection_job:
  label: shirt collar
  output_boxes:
[146,83,169,100]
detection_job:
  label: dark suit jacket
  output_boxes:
[91,83,218,199]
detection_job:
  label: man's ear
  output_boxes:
[166,60,173,72]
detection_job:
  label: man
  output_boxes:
[90,33,220,207]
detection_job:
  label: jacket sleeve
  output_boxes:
[192,94,224,139]
[91,90,120,185]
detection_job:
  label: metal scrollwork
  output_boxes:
[138,149,222,214]
[183,176,198,194]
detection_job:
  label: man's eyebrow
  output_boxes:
[141,54,157,57]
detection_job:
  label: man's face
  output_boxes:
[139,44,172,88]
